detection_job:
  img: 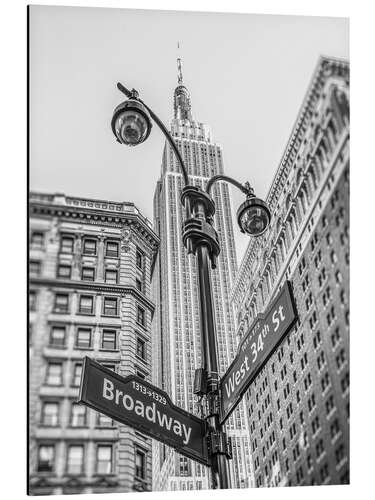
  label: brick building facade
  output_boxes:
[231,57,349,487]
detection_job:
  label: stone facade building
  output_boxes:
[231,56,349,487]
[152,60,253,491]
[29,192,159,495]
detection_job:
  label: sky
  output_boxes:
[29,6,349,263]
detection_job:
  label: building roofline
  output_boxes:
[232,55,349,298]
[29,191,159,246]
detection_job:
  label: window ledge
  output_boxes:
[135,354,148,364]
[92,473,116,478]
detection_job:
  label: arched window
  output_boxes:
[296,168,303,187]
[288,210,297,240]
[307,166,318,195]
[327,118,339,146]
[278,235,286,263]
[298,186,308,216]
[271,251,278,277]
[285,194,292,212]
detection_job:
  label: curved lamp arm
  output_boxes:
[117,82,189,186]
[206,175,254,198]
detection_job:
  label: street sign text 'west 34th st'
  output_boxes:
[79,357,210,466]
[220,280,298,424]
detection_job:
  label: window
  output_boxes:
[30,260,41,277]
[49,326,66,347]
[336,349,346,371]
[71,363,82,387]
[54,293,69,313]
[331,328,341,350]
[37,445,55,472]
[103,297,118,316]
[341,372,350,394]
[105,269,118,284]
[137,306,145,326]
[97,413,113,427]
[136,369,146,380]
[67,445,84,475]
[136,278,142,292]
[76,327,92,349]
[31,231,44,248]
[81,267,95,281]
[330,419,341,440]
[41,402,59,426]
[135,448,146,479]
[101,329,117,350]
[30,290,37,310]
[96,445,113,474]
[46,362,63,386]
[102,363,116,373]
[60,235,74,253]
[320,463,329,482]
[70,403,86,427]
[136,250,143,269]
[179,456,189,476]
[79,295,94,314]
[106,241,119,258]
[83,238,97,255]
[321,372,331,392]
[57,264,71,279]
[136,337,146,360]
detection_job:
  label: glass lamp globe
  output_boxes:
[237,197,271,236]
[111,100,152,146]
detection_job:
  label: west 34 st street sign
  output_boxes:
[220,280,298,424]
[79,357,210,466]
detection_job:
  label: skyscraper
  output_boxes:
[231,56,349,487]
[29,192,159,495]
[152,60,253,491]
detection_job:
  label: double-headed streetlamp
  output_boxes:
[111,83,271,490]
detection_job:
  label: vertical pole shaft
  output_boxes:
[196,243,230,490]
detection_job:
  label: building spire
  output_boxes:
[174,42,192,121]
[177,41,183,85]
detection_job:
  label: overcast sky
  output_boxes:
[29,6,349,263]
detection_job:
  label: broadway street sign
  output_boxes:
[79,357,210,466]
[220,280,297,424]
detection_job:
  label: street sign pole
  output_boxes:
[181,187,232,490]
[196,245,231,489]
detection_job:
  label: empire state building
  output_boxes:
[152,59,253,491]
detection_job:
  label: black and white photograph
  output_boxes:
[27,3,350,496]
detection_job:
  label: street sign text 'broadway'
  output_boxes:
[79,357,210,466]
[220,281,297,423]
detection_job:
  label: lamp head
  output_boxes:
[237,195,271,236]
[111,99,152,146]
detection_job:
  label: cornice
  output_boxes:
[29,202,159,251]
[232,57,349,301]
[29,277,155,312]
